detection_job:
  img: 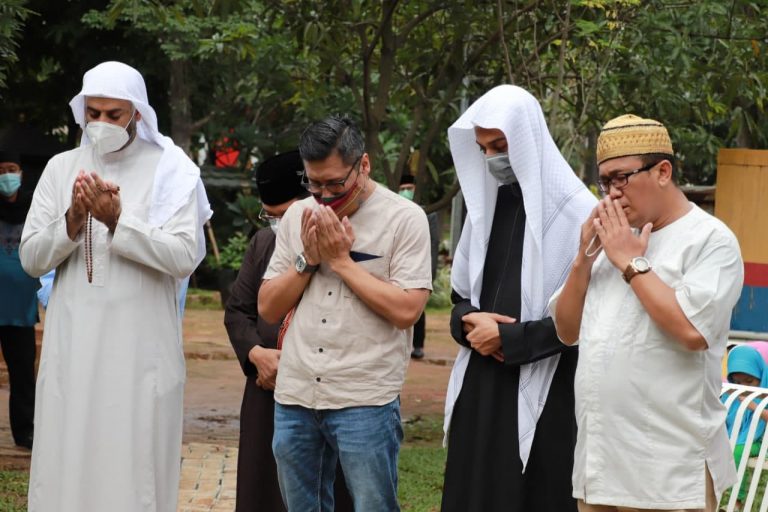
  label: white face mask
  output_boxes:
[486,152,518,185]
[85,110,135,155]
[269,218,281,234]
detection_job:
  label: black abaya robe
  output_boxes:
[441,184,578,512]
[224,228,353,512]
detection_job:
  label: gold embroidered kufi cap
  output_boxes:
[596,114,673,164]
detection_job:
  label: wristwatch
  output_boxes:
[295,252,319,274]
[622,256,651,283]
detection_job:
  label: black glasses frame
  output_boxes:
[258,208,281,222]
[301,156,362,195]
[596,161,661,194]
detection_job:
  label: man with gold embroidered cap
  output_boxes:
[550,114,743,511]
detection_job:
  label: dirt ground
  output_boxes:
[0,309,456,469]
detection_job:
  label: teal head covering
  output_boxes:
[724,345,768,445]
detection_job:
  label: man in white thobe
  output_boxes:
[551,114,742,511]
[19,61,212,512]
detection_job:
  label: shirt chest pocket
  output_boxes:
[340,254,395,338]
[352,253,391,282]
[341,254,392,299]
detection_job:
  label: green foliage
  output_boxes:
[208,231,249,270]
[427,266,452,310]
[2,0,768,235]
[226,191,262,232]
[0,0,32,93]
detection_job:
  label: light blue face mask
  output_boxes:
[0,173,21,197]
[485,152,517,185]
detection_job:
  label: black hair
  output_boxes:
[298,115,364,166]
[640,153,677,182]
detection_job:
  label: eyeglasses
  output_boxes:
[258,208,281,222]
[301,156,361,195]
[596,161,660,194]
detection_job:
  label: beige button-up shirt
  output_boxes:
[263,184,433,409]
[550,204,743,509]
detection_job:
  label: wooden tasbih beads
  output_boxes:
[84,212,94,283]
[83,184,120,283]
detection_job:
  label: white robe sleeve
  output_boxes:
[110,190,199,279]
[19,159,81,278]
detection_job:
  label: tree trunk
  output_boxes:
[169,59,192,155]
[584,126,598,185]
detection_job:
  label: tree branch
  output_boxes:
[397,2,447,44]
[363,0,401,62]
[424,181,460,214]
[549,1,571,121]
[496,0,514,83]
[191,113,212,131]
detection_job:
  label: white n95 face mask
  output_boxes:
[486,152,518,185]
[85,110,135,155]
[269,218,281,234]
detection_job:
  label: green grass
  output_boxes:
[185,287,223,310]
[0,471,28,511]
[399,414,446,511]
[399,445,446,511]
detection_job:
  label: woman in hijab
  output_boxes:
[723,344,768,503]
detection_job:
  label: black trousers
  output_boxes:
[0,325,36,445]
[413,312,426,349]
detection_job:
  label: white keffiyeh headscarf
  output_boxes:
[69,61,213,269]
[444,85,596,470]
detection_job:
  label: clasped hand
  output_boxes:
[249,345,281,391]
[582,197,652,271]
[69,170,122,232]
[462,312,516,362]
[300,206,355,266]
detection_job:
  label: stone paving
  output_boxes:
[177,443,238,512]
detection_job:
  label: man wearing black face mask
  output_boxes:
[258,115,433,511]
[441,86,595,511]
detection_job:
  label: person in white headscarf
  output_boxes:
[441,85,595,511]
[19,61,212,512]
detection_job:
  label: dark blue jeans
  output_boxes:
[273,398,402,511]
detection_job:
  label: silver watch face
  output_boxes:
[632,256,651,272]
[295,253,307,272]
